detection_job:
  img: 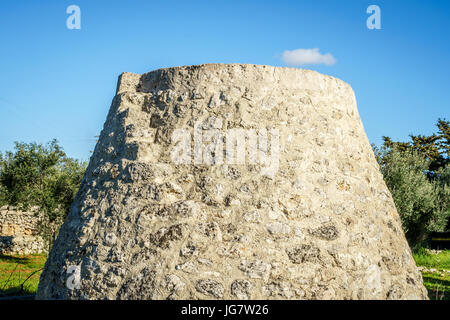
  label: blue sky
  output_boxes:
[0,0,449,161]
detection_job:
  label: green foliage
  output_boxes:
[0,139,87,226]
[376,147,449,247]
[414,248,450,270]
[376,118,450,248]
[435,166,450,230]
[413,249,450,300]
[383,118,449,173]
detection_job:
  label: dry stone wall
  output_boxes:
[0,206,47,255]
[36,64,428,300]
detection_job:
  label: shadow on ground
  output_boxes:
[422,274,450,300]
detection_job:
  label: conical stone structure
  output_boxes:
[36,64,428,300]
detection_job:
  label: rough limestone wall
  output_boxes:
[0,206,47,255]
[37,64,428,300]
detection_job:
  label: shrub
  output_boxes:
[375,146,449,248]
[0,139,86,244]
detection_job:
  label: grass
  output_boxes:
[413,249,450,269]
[0,253,47,297]
[413,249,450,300]
[420,272,450,300]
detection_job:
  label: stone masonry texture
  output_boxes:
[0,206,47,255]
[36,64,428,300]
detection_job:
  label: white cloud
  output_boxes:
[282,48,337,66]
